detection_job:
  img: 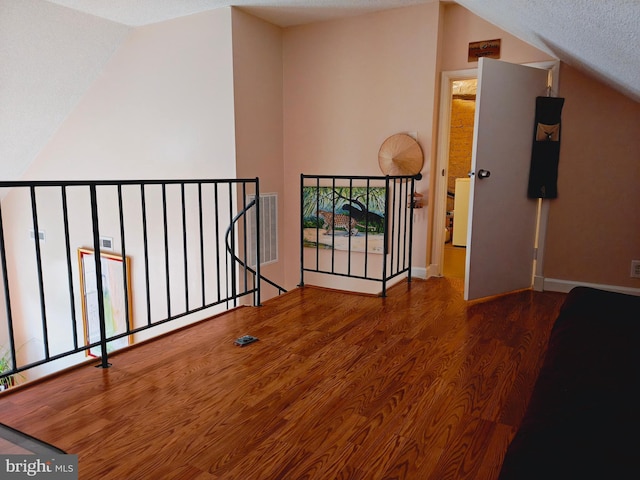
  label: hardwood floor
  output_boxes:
[442,244,466,278]
[0,277,566,479]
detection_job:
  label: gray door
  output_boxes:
[464,58,549,301]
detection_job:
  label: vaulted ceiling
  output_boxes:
[2,0,638,180]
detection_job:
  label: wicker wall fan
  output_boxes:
[378,133,424,176]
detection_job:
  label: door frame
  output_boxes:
[430,60,560,290]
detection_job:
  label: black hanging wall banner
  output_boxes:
[527,96,565,198]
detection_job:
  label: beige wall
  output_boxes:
[439,4,553,72]
[282,3,441,291]
[231,9,286,295]
[236,1,640,293]
[3,9,238,380]
[544,64,640,289]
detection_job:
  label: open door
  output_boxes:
[464,58,549,301]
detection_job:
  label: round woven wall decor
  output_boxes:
[378,133,424,176]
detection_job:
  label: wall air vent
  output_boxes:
[246,193,278,267]
[29,230,45,242]
[100,236,114,250]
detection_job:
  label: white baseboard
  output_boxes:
[411,266,429,279]
[533,275,545,292]
[418,264,444,279]
[416,270,640,297]
[542,277,640,296]
[426,264,441,278]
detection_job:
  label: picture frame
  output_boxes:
[302,186,386,254]
[78,248,133,357]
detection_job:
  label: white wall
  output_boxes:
[231,9,286,299]
[22,9,236,181]
[1,8,239,381]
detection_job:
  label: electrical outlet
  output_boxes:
[631,260,640,279]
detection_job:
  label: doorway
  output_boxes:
[433,69,478,281]
[432,61,559,299]
[443,78,477,279]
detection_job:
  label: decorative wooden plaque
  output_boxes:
[468,39,501,62]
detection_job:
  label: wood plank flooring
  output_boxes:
[0,277,566,479]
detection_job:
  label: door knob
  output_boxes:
[477,169,491,179]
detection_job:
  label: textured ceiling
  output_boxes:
[43,0,639,102]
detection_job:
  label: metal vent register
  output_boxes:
[247,193,278,267]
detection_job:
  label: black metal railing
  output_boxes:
[0,177,273,389]
[299,174,419,296]
[224,197,287,307]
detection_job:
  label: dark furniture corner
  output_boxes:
[498,286,640,480]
